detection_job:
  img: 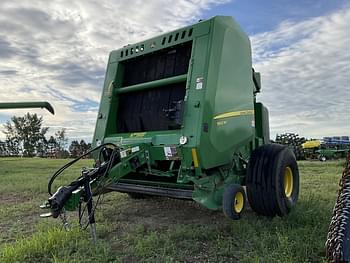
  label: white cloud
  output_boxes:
[251,7,350,139]
[1,1,349,142]
[0,0,228,141]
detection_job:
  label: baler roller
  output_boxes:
[117,74,187,94]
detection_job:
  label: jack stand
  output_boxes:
[83,171,97,244]
[59,208,70,231]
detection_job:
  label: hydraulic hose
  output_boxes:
[48,143,117,196]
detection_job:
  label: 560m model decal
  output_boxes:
[214,109,254,120]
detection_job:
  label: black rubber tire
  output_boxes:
[223,184,246,220]
[246,144,299,217]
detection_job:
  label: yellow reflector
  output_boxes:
[191,148,199,168]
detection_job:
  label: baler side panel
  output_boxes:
[254,102,270,144]
[199,17,255,169]
[92,56,119,148]
[180,34,211,162]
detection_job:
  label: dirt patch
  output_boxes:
[97,193,230,237]
[0,192,34,205]
[120,197,223,226]
[0,193,49,245]
[0,210,40,244]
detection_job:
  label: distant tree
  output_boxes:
[4,136,20,156]
[36,127,49,157]
[60,149,70,159]
[0,140,8,156]
[79,140,88,153]
[69,140,81,158]
[55,128,68,151]
[68,139,91,158]
[3,113,48,157]
[80,140,92,158]
[55,128,68,158]
[47,136,57,158]
[3,118,20,156]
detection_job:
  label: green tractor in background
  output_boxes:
[303,137,350,161]
[41,17,299,238]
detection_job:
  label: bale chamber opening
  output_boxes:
[117,41,192,133]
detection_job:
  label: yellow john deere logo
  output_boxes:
[214,110,254,120]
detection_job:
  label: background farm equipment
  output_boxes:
[318,137,350,161]
[302,137,350,161]
[275,133,306,160]
[40,16,300,238]
[302,140,322,160]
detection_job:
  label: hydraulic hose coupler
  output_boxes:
[48,186,74,218]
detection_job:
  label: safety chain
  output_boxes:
[59,208,70,231]
[326,151,350,262]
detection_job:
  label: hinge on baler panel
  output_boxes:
[145,150,152,174]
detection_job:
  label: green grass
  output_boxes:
[0,158,345,262]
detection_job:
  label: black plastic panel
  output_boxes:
[117,82,186,132]
[122,41,192,86]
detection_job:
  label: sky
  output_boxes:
[0,0,349,141]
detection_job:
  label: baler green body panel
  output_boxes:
[91,16,268,210]
[198,17,255,169]
[255,102,270,145]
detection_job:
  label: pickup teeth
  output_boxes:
[326,151,350,262]
[40,212,53,218]
[39,203,50,209]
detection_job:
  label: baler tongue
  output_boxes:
[326,151,350,262]
[39,212,53,218]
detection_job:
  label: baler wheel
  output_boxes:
[223,184,246,220]
[246,144,299,217]
[319,156,327,162]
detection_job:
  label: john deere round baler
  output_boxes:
[41,16,299,234]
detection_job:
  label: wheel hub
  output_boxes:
[284,166,293,198]
[234,192,244,213]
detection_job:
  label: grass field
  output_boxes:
[0,158,345,262]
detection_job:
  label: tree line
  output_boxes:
[0,113,91,158]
